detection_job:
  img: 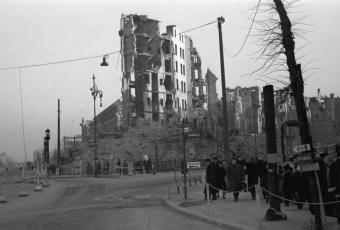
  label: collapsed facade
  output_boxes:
[119,14,208,127]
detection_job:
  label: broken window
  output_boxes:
[162,40,171,54]
[166,94,173,107]
[194,69,199,79]
[144,74,150,84]
[193,55,198,63]
[165,59,171,72]
[164,75,172,91]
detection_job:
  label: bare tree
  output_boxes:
[252,0,323,229]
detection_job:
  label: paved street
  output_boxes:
[0,173,224,230]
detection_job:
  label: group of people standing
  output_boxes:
[204,155,266,202]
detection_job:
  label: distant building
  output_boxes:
[80,99,123,141]
[226,86,262,134]
[307,89,340,145]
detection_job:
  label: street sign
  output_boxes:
[296,152,313,164]
[300,163,320,172]
[187,161,201,169]
[293,144,311,153]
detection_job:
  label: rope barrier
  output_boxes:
[261,186,340,205]
[207,183,256,194]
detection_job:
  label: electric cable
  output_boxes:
[180,20,216,35]
[224,0,261,58]
[0,51,120,71]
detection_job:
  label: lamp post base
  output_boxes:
[265,208,287,221]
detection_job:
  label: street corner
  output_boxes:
[162,197,252,230]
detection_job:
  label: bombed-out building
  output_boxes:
[119,14,208,127]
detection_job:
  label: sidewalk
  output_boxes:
[164,183,339,230]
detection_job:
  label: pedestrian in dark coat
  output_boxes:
[205,157,219,200]
[217,160,227,199]
[226,157,245,202]
[282,164,295,206]
[246,157,259,200]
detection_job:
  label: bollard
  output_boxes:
[206,183,210,215]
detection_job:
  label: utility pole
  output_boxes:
[182,119,188,200]
[57,99,60,174]
[217,16,230,162]
[263,85,286,220]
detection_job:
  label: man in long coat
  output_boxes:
[226,157,245,202]
[206,157,219,200]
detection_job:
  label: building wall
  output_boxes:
[226,86,262,134]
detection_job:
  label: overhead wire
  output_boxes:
[180,20,216,35]
[0,51,120,71]
[224,0,261,58]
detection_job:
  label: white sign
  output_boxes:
[293,144,311,153]
[187,161,201,169]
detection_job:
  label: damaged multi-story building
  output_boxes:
[119,14,208,127]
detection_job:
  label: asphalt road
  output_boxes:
[0,173,224,230]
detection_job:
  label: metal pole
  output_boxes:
[57,99,60,172]
[263,85,285,219]
[182,119,187,199]
[217,17,230,162]
[94,96,97,177]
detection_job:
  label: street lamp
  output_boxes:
[44,129,50,174]
[90,74,103,177]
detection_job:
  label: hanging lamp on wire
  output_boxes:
[100,55,109,66]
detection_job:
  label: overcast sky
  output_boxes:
[0,0,339,162]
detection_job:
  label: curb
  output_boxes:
[162,198,254,230]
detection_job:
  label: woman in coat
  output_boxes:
[246,157,259,200]
[226,157,245,202]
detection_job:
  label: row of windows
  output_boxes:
[174,45,185,60]
[174,98,187,111]
[175,79,186,93]
[146,97,186,111]
[174,30,184,42]
[175,61,185,75]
